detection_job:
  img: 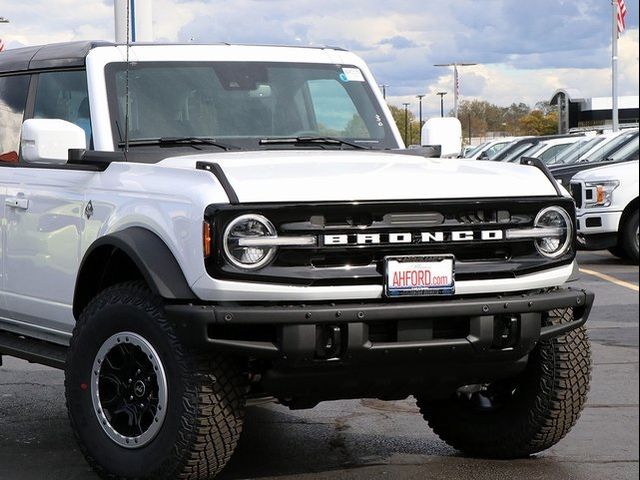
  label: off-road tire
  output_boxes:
[65,282,246,479]
[621,210,639,263]
[416,308,591,458]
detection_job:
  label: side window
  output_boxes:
[307,79,369,138]
[0,75,30,163]
[33,70,92,148]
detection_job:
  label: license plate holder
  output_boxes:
[384,255,455,297]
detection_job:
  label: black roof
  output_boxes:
[0,41,348,75]
[0,41,114,74]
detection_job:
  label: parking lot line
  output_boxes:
[579,267,639,292]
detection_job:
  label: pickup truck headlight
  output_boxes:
[534,206,573,258]
[223,214,277,269]
[585,180,620,208]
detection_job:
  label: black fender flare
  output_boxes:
[73,227,196,318]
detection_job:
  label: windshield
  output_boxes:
[483,140,511,159]
[607,135,639,162]
[549,136,604,165]
[464,142,487,158]
[491,140,533,161]
[504,143,539,162]
[579,131,639,164]
[538,142,574,164]
[106,62,398,150]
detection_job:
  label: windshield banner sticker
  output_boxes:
[341,67,365,82]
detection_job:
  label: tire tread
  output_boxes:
[417,308,591,458]
[65,281,245,480]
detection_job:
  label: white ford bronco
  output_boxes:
[0,42,593,479]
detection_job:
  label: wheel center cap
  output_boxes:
[134,380,146,398]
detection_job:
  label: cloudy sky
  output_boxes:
[1,0,638,119]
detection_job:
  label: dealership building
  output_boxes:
[550,89,639,133]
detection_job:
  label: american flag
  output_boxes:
[617,0,627,35]
[0,38,5,53]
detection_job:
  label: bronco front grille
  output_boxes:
[205,197,576,286]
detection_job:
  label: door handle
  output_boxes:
[5,197,29,210]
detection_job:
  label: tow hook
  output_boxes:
[315,325,344,360]
[492,315,520,350]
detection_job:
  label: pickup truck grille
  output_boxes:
[205,197,576,286]
[570,183,583,208]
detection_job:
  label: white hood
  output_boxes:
[160,150,558,203]
[572,160,639,182]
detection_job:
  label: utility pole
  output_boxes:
[436,92,447,117]
[402,102,410,146]
[434,63,477,118]
[379,84,389,100]
[416,94,426,128]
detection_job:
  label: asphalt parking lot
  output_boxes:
[1,251,638,480]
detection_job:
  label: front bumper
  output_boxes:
[576,210,622,249]
[166,287,594,362]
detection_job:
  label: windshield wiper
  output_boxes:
[118,137,237,151]
[259,136,371,150]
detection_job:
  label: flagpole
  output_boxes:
[612,0,619,132]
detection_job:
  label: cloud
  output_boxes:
[1,0,637,121]
[379,36,419,50]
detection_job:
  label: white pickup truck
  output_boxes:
[571,160,639,262]
[0,41,593,479]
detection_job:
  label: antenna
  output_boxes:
[124,0,131,153]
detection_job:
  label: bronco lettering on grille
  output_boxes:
[323,230,504,246]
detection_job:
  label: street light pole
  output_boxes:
[416,94,426,128]
[379,84,390,100]
[402,102,410,146]
[434,62,477,118]
[436,92,447,117]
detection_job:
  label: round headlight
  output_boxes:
[223,214,277,269]
[534,206,573,258]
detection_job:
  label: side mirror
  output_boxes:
[21,119,87,165]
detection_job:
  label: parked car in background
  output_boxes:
[489,134,584,162]
[551,130,639,186]
[549,129,638,167]
[546,136,600,167]
[464,137,518,160]
[571,160,639,262]
[505,136,587,164]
